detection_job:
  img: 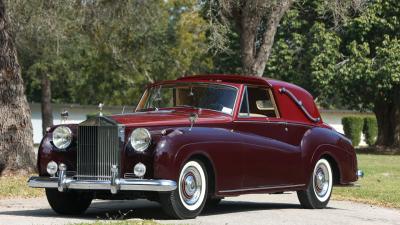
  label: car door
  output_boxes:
[234,85,302,188]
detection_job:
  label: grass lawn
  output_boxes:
[0,175,43,199]
[333,154,400,208]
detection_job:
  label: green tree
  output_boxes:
[265,4,342,107]
[70,0,212,106]
[6,0,80,132]
[7,0,212,107]
[203,0,359,76]
[207,0,400,148]
[338,0,400,147]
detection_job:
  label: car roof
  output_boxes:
[149,74,323,124]
[177,74,322,124]
[177,74,273,87]
[154,74,310,96]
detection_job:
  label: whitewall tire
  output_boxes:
[160,160,208,219]
[297,158,333,209]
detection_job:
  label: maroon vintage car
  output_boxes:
[28,74,361,219]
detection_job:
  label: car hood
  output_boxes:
[109,109,232,127]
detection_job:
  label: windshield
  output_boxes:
[137,83,238,115]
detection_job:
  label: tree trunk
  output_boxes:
[41,73,53,136]
[239,0,293,76]
[392,90,400,147]
[0,0,35,175]
[374,102,394,147]
[239,5,259,75]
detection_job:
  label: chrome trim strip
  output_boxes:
[220,184,305,193]
[233,120,316,128]
[28,176,177,193]
[279,87,321,123]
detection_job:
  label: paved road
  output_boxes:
[0,193,399,225]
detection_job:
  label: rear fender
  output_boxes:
[300,127,357,185]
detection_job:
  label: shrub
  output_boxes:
[342,116,364,146]
[363,117,378,146]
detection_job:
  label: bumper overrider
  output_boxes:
[28,165,177,194]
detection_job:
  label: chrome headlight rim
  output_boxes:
[130,128,151,152]
[52,126,73,150]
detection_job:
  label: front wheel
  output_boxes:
[297,158,333,209]
[160,160,208,219]
[46,189,93,215]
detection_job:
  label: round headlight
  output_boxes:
[130,128,151,152]
[52,126,73,149]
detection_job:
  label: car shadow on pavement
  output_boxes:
[0,199,337,221]
[202,200,301,216]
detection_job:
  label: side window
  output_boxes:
[239,86,278,118]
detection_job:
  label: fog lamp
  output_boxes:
[46,161,58,176]
[134,163,146,177]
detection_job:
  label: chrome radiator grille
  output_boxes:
[77,125,120,180]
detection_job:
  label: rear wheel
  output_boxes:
[297,158,333,209]
[160,160,208,219]
[46,189,93,215]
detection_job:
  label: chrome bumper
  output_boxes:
[28,176,176,194]
[357,170,364,178]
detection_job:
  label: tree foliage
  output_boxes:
[265,1,343,107]
[337,0,400,146]
[6,0,212,106]
[209,0,399,147]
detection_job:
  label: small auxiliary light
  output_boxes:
[134,163,146,178]
[46,161,58,176]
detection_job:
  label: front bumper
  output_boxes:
[28,176,177,194]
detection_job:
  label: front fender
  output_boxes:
[153,127,244,192]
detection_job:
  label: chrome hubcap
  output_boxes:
[314,163,329,197]
[180,167,202,205]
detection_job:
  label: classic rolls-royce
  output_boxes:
[28,74,361,219]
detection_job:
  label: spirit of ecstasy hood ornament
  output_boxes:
[60,110,69,124]
[188,113,198,131]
